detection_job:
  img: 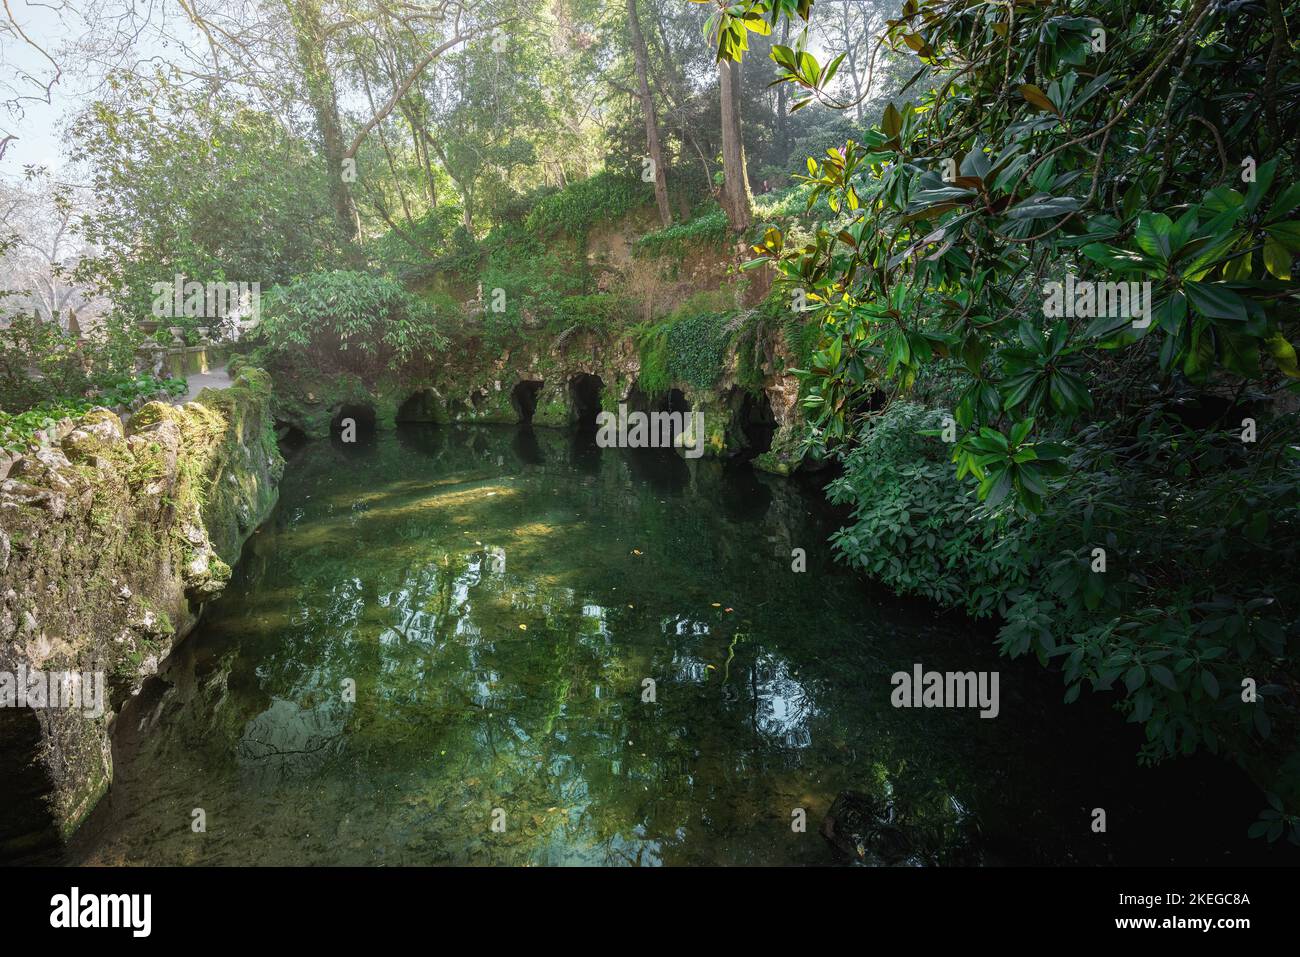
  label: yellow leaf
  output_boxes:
[1018,84,1060,116]
[1267,333,1300,378]
[1264,238,1292,280]
[1224,249,1253,280]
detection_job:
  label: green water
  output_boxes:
[71,425,1281,866]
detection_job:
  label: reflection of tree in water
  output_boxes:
[93,425,1114,864]
[236,698,346,786]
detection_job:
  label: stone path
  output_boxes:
[174,366,233,405]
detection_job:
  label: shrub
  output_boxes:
[827,398,1300,825]
[525,170,651,245]
[826,402,1033,614]
[250,270,446,379]
[0,312,143,413]
[635,291,737,393]
[633,206,729,260]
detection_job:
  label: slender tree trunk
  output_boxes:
[844,5,863,120]
[776,18,789,158]
[718,57,752,233]
[627,0,671,227]
[285,0,358,241]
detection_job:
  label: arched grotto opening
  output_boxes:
[511,380,544,423]
[653,388,692,448]
[568,374,604,433]
[274,421,308,449]
[470,388,488,412]
[330,403,376,441]
[396,389,440,423]
[729,389,776,461]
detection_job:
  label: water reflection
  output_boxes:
[68,425,1292,866]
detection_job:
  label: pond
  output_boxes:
[70,424,1284,866]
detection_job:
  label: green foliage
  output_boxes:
[0,312,144,413]
[70,73,343,322]
[727,0,1300,811]
[525,171,652,245]
[827,403,1032,613]
[250,271,447,379]
[0,401,91,452]
[554,294,634,334]
[739,1,1300,509]
[475,226,590,343]
[370,206,470,283]
[829,397,1300,796]
[635,292,736,392]
[634,206,729,259]
[0,375,184,452]
[99,375,187,407]
[734,292,801,389]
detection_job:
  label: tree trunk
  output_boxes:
[285,0,358,242]
[627,0,671,227]
[776,18,789,158]
[718,57,752,233]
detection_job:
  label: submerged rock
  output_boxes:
[821,790,913,866]
[821,789,984,867]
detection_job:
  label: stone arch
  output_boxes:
[510,380,544,423]
[728,388,776,460]
[396,389,440,423]
[567,374,604,432]
[330,402,376,439]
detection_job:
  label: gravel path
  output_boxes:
[174,366,233,405]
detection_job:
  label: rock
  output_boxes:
[1,478,65,517]
[821,790,912,865]
[0,370,283,852]
[62,413,126,463]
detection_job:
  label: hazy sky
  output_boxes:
[3,2,81,178]
[2,0,204,182]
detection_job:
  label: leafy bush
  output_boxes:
[724,0,1300,827]
[71,76,343,322]
[827,403,1033,614]
[475,226,589,342]
[0,313,93,411]
[634,206,729,260]
[525,171,651,244]
[0,375,185,452]
[635,292,737,393]
[98,374,186,407]
[250,271,446,379]
[828,399,1300,836]
[0,312,143,413]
